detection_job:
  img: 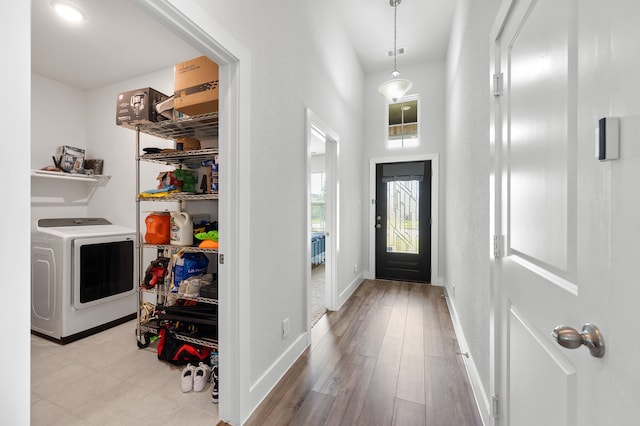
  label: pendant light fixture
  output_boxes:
[378,0,412,102]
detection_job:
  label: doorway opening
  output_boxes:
[306,109,337,332]
[134,1,251,423]
[369,154,439,285]
[375,160,431,282]
[310,151,327,326]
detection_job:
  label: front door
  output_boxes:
[492,0,640,424]
[375,161,431,282]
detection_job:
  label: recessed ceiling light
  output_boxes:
[51,1,86,23]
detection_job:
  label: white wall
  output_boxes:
[2,1,30,424]
[85,68,177,229]
[30,70,181,227]
[31,74,87,171]
[31,74,92,221]
[30,69,186,258]
[169,0,367,420]
[445,0,502,406]
[363,61,447,283]
[576,3,640,423]
[365,61,446,159]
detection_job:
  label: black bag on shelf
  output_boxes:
[157,325,211,365]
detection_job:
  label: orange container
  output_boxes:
[145,212,171,244]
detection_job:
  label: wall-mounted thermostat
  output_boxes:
[596,116,620,161]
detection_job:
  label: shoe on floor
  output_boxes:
[181,363,196,392]
[211,364,219,403]
[194,362,212,392]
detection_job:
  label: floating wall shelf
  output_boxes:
[31,169,111,184]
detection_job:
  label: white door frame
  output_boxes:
[368,154,440,285]
[133,1,251,423]
[488,2,512,425]
[305,108,338,334]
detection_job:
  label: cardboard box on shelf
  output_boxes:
[174,56,219,116]
[116,87,169,129]
[200,167,219,194]
[201,156,219,194]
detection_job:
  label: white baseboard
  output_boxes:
[243,274,364,423]
[338,273,363,308]
[430,276,445,286]
[443,287,491,426]
[244,332,308,423]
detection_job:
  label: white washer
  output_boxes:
[31,218,137,343]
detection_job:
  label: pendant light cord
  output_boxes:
[393,1,398,73]
[378,0,412,100]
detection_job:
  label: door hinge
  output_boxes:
[219,254,224,264]
[493,73,503,97]
[493,235,505,258]
[491,394,500,418]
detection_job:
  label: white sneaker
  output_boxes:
[181,363,196,392]
[194,362,212,392]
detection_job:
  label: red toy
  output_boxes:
[143,257,169,288]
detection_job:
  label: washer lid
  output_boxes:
[35,218,135,238]
[38,218,112,227]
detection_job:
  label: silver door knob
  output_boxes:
[551,323,605,358]
[376,216,382,221]
[375,224,381,229]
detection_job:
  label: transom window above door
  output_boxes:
[387,97,419,149]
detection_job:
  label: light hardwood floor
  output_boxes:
[242,279,482,426]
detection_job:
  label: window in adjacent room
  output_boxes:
[310,172,326,232]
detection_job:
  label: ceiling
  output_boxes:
[335,0,457,74]
[31,0,201,90]
[31,0,457,90]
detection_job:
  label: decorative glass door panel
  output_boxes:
[386,180,419,254]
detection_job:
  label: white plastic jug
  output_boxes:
[170,211,193,246]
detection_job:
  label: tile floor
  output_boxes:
[31,320,219,425]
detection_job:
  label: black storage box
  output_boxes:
[116,87,169,129]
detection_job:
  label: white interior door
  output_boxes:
[492,0,640,425]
